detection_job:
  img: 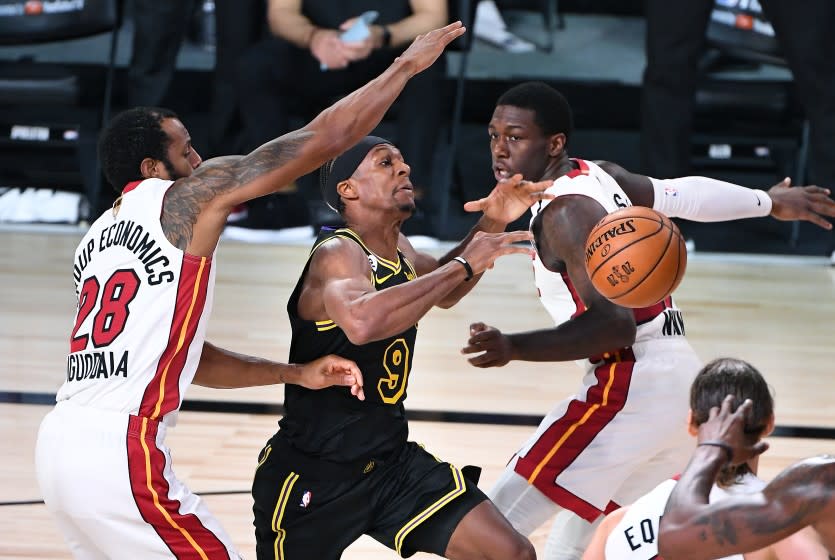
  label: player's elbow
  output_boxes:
[340,319,375,346]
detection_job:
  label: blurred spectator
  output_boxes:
[208,0,267,157]
[640,0,835,260]
[127,0,196,107]
[234,0,448,236]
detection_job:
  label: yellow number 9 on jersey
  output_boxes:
[377,338,411,404]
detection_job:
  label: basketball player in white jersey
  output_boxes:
[459,81,835,559]
[581,357,828,560]
[34,22,466,559]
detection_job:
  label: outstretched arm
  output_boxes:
[193,341,364,399]
[309,230,533,345]
[599,161,835,228]
[159,22,466,256]
[659,397,835,559]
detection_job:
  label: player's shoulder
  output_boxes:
[591,160,628,179]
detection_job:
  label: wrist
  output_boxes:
[452,256,474,281]
[755,189,774,217]
[307,27,326,50]
[380,25,392,48]
[697,441,733,465]
[278,363,301,385]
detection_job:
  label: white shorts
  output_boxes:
[496,337,700,523]
[35,400,241,559]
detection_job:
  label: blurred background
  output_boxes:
[0,0,832,257]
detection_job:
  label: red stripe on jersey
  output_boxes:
[560,271,586,319]
[126,416,227,559]
[633,295,672,325]
[123,180,143,194]
[514,352,635,521]
[565,158,590,179]
[139,255,211,420]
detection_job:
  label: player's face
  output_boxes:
[489,105,551,183]
[352,144,414,214]
[159,118,202,180]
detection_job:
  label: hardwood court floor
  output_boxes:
[1,229,833,559]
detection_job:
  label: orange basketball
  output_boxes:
[584,206,687,308]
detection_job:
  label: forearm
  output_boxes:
[268,4,318,48]
[650,176,772,222]
[506,310,636,363]
[302,58,417,159]
[435,215,509,306]
[345,264,468,343]
[193,342,299,388]
[659,446,731,559]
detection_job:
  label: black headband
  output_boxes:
[320,135,392,211]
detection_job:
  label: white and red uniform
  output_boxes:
[604,474,762,559]
[35,179,240,559]
[489,160,701,558]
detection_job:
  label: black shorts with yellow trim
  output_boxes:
[252,436,487,560]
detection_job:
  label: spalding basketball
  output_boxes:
[584,206,686,308]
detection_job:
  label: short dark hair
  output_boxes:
[496,81,573,143]
[98,107,178,192]
[690,358,774,487]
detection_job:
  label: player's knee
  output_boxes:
[490,533,536,560]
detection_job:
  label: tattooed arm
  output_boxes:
[159,22,466,255]
[659,451,835,559]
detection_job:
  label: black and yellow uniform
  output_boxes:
[252,227,487,560]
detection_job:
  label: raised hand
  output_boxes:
[697,395,769,465]
[458,230,534,276]
[767,177,835,229]
[396,21,466,75]
[296,355,365,401]
[463,174,555,224]
[461,322,513,367]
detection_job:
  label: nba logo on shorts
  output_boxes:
[300,491,312,508]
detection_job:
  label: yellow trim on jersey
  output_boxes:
[256,444,272,471]
[338,227,401,271]
[527,357,620,484]
[393,465,466,556]
[151,256,207,420]
[316,323,339,332]
[139,417,209,559]
[271,472,299,560]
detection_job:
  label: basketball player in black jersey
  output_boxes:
[251,136,553,559]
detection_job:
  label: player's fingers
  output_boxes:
[498,244,535,259]
[708,404,720,421]
[463,199,486,213]
[720,394,735,416]
[802,211,833,230]
[734,398,753,421]
[438,21,465,43]
[752,441,769,456]
[469,322,487,335]
[500,230,535,244]
[351,383,366,401]
[802,185,830,195]
[460,343,480,355]
[528,192,556,202]
[467,352,495,368]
